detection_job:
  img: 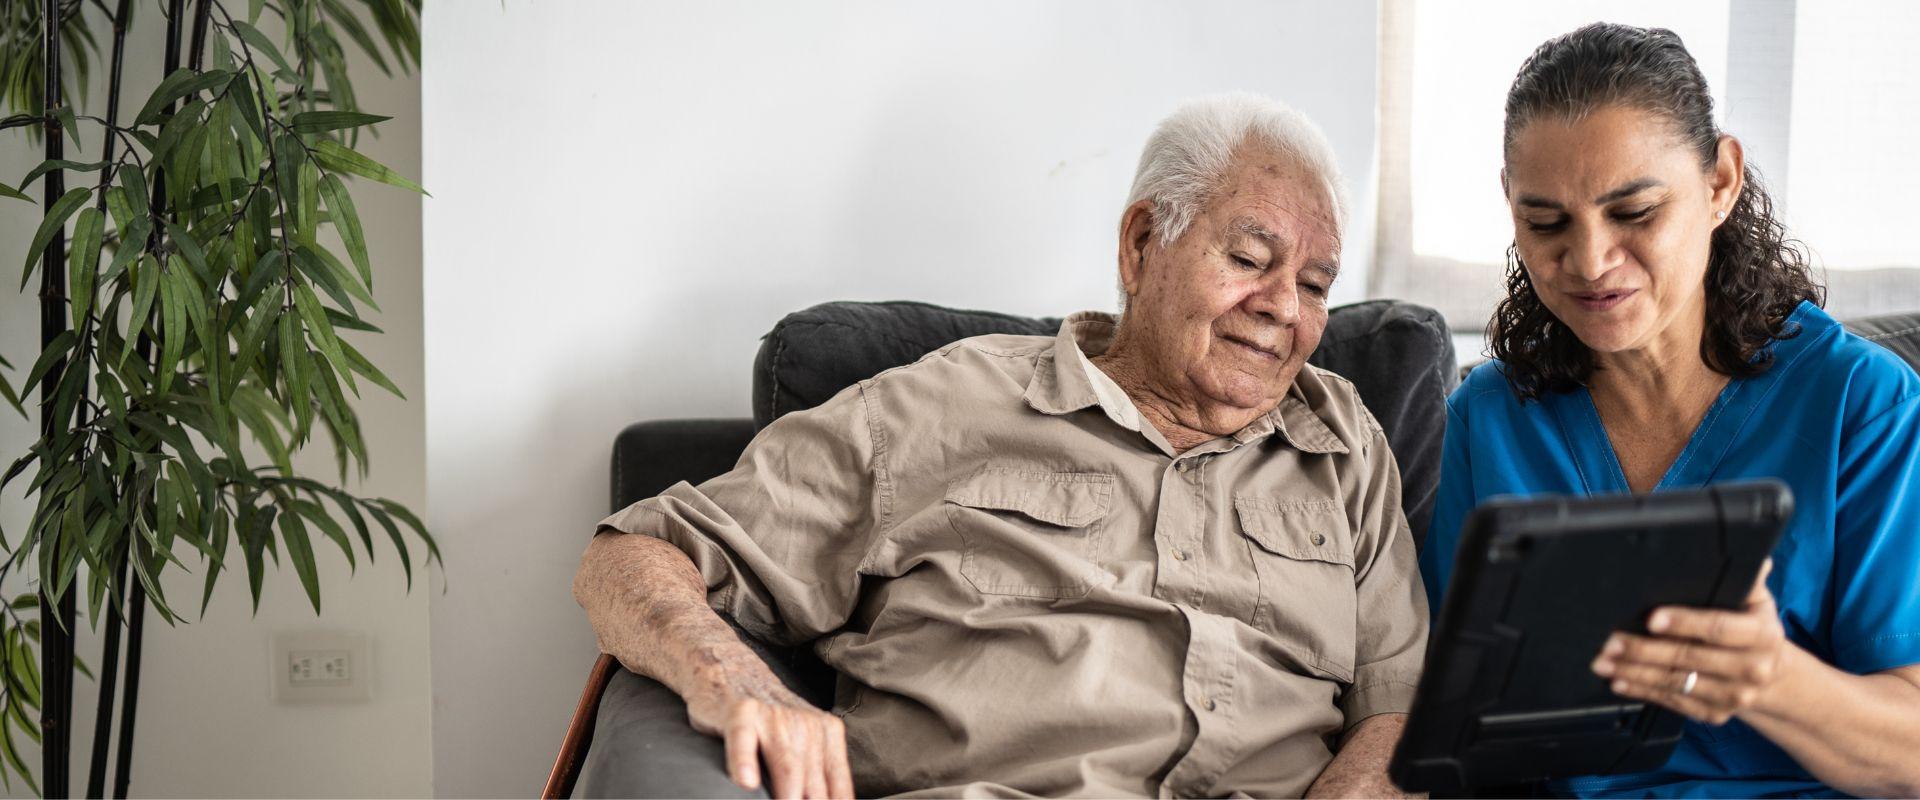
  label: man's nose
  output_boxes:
[1244,279,1300,325]
[1565,224,1622,282]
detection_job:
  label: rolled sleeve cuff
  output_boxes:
[1836,632,1920,675]
[595,499,785,645]
[1340,679,1418,729]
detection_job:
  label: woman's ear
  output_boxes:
[1710,135,1745,223]
[1116,200,1156,299]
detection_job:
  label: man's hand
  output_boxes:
[1307,713,1421,799]
[684,679,853,800]
[574,532,853,798]
[1592,560,1790,725]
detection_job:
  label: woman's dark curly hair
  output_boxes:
[1490,22,1823,401]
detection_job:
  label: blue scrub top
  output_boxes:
[1423,301,1920,798]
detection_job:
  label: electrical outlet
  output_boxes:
[289,649,352,685]
[272,632,371,703]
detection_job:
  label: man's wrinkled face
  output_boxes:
[1123,149,1340,417]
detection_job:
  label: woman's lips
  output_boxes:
[1570,288,1638,312]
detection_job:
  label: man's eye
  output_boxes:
[1231,254,1265,270]
[1300,282,1329,298]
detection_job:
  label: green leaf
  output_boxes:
[135,68,235,125]
[289,111,391,135]
[201,513,230,617]
[21,187,92,290]
[274,133,307,239]
[365,505,413,591]
[230,20,297,80]
[158,260,186,395]
[18,159,105,190]
[279,314,313,440]
[0,181,29,203]
[371,499,439,567]
[339,340,404,398]
[236,250,286,312]
[310,139,426,195]
[119,255,160,368]
[278,508,322,614]
[22,331,76,395]
[53,106,80,144]
[317,174,371,288]
[229,291,281,397]
[66,208,103,328]
[99,217,149,287]
[293,283,355,394]
[164,221,213,285]
[291,499,354,572]
[293,243,374,311]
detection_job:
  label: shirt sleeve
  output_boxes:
[1341,416,1431,728]
[1830,393,1920,674]
[596,382,890,647]
[1419,390,1474,618]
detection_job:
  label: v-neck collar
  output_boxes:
[1550,301,1835,493]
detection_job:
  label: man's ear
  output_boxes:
[1710,135,1745,224]
[1117,200,1156,299]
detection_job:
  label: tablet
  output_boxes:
[1388,480,1793,795]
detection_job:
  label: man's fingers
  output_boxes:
[825,717,855,799]
[768,722,807,800]
[725,721,761,790]
[804,740,829,800]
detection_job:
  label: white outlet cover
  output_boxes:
[271,630,372,704]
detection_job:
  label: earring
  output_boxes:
[1715,210,1727,220]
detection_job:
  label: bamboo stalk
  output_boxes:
[37,0,75,794]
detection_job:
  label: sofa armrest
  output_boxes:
[576,669,770,799]
[575,618,834,799]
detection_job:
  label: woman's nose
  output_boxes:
[1565,225,1622,282]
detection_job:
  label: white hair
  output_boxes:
[1124,92,1349,247]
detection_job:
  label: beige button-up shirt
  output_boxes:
[600,312,1428,798]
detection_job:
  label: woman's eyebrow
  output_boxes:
[1517,177,1667,211]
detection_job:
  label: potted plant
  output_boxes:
[0,0,435,795]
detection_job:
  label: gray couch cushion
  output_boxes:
[1848,312,1920,369]
[751,299,1456,548]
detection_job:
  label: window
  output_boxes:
[1376,0,1920,331]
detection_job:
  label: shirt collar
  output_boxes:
[1023,311,1347,455]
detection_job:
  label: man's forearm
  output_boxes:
[573,530,784,715]
[1307,713,1418,799]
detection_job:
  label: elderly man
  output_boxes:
[575,93,1428,799]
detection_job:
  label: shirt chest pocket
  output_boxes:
[945,468,1114,599]
[1234,497,1358,683]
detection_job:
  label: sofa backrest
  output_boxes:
[750,299,1457,547]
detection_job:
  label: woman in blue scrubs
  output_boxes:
[1423,23,1920,797]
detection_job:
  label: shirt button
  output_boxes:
[1203,697,1218,712]
[1172,548,1189,562]
[1175,460,1191,472]
[1311,533,1326,546]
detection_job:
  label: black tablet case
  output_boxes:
[1389,480,1793,794]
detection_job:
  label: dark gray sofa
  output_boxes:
[572,300,1920,798]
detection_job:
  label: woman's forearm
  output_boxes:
[1740,646,1920,797]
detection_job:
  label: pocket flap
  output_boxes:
[1234,498,1353,567]
[947,468,1113,527]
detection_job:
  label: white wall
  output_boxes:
[422,2,1380,795]
[0,12,431,798]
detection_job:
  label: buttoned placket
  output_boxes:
[1152,447,1248,798]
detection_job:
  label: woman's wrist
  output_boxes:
[1738,641,1820,726]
